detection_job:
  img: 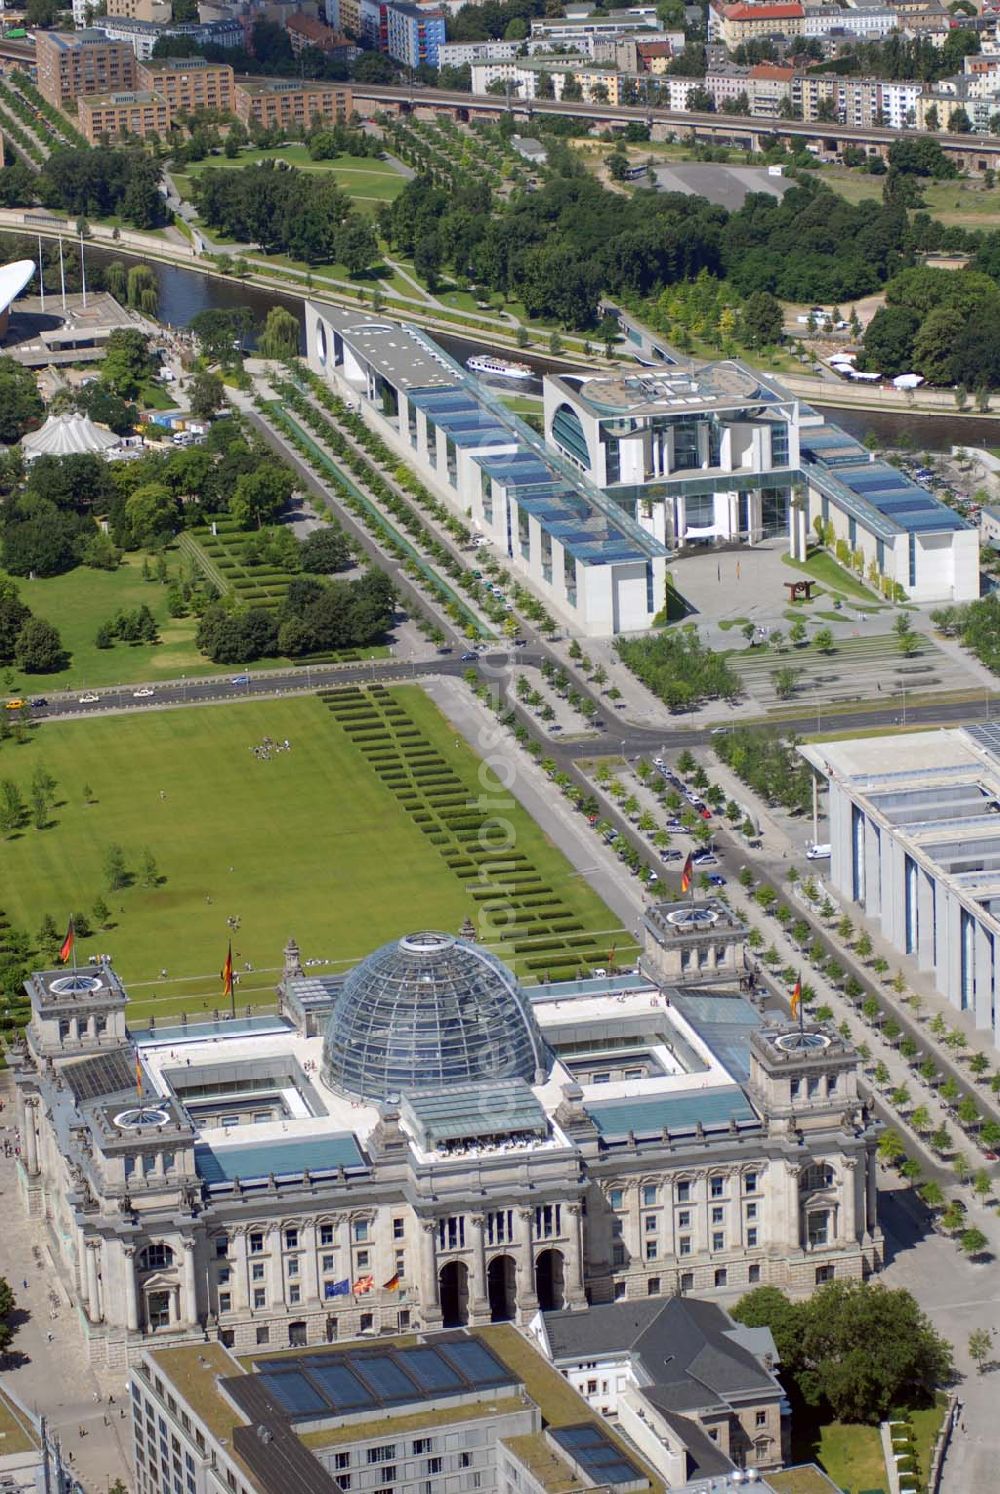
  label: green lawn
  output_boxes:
[795,1419,887,1494]
[3,688,631,1018]
[782,548,882,604]
[5,553,218,694]
[174,147,407,213]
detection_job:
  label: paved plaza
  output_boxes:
[0,1072,131,1492]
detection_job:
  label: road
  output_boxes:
[351,82,1000,163]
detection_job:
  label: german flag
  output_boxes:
[58,917,74,965]
[790,973,802,1023]
[680,853,694,895]
[221,941,233,1000]
[382,1273,400,1292]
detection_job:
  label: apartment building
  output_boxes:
[134,56,235,114]
[469,57,625,103]
[285,9,357,56]
[232,77,352,128]
[78,88,170,143]
[383,0,446,67]
[104,0,170,21]
[36,29,136,108]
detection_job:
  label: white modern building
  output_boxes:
[802,725,1000,1051]
[303,302,669,635]
[543,338,979,603]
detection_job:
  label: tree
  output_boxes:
[861,304,920,378]
[92,896,111,930]
[969,1327,992,1372]
[960,1227,989,1259]
[13,617,64,674]
[0,780,24,838]
[101,329,152,399]
[259,307,301,361]
[188,370,226,422]
[140,848,159,889]
[231,463,295,529]
[741,290,784,348]
[104,843,129,891]
[126,484,179,547]
[813,627,836,654]
[855,931,873,960]
[0,358,41,447]
[972,1167,992,1201]
[299,527,351,574]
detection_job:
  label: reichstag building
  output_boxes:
[11,910,882,1370]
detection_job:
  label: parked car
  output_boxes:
[707,873,727,887]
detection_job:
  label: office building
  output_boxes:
[802,725,1000,1052]
[530,1295,789,1475]
[232,77,352,128]
[77,88,172,143]
[36,29,136,108]
[134,57,235,114]
[305,302,668,634]
[12,913,880,1371]
[543,348,978,603]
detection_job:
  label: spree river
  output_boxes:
[86,248,1000,453]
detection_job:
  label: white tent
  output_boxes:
[892,373,924,390]
[21,412,121,462]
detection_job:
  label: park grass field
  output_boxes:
[3,553,218,694]
[2,688,631,1022]
[173,146,407,215]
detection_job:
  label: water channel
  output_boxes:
[79,246,1000,454]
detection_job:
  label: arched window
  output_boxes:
[801,1162,834,1193]
[551,403,590,470]
[138,1243,174,1273]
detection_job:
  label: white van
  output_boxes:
[806,843,831,861]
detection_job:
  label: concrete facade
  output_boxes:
[802,726,1000,1053]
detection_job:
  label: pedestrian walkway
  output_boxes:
[0,1078,131,1491]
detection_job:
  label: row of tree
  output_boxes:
[713,724,814,816]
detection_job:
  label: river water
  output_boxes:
[77,247,1000,453]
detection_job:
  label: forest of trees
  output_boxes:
[860,265,1000,386]
[379,168,913,326]
[193,161,378,266]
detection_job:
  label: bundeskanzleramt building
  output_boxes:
[803,725,1000,1052]
[544,343,978,603]
[11,916,881,1374]
[304,303,669,634]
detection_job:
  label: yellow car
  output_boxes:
[4,699,23,711]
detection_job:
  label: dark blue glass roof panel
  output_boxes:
[437,1338,511,1386]
[352,1355,421,1403]
[194,1134,365,1183]
[550,1424,643,1487]
[260,1372,329,1417]
[399,1347,463,1393]
[302,1362,374,1412]
[586,1084,759,1140]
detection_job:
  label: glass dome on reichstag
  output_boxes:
[321,932,549,1102]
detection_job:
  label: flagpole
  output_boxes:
[798,970,805,1036]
